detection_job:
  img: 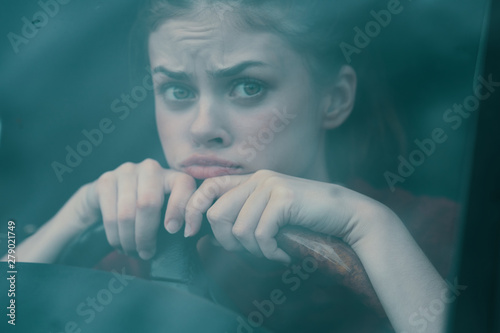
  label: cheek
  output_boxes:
[155,110,169,143]
[155,110,185,151]
[251,107,322,169]
[236,111,308,158]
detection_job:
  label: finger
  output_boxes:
[207,209,243,252]
[254,192,292,263]
[202,181,256,250]
[116,165,138,254]
[185,174,250,237]
[163,172,196,234]
[95,172,119,248]
[232,189,271,257]
[135,161,165,260]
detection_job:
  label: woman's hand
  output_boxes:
[10,158,196,263]
[184,170,448,333]
[184,169,394,263]
[82,159,197,260]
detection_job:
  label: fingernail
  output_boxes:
[139,250,154,260]
[184,223,192,238]
[166,220,181,234]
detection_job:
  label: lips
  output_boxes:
[180,155,243,179]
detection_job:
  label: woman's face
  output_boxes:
[149,12,330,181]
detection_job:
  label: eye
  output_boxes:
[230,80,265,99]
[160,84,196,102]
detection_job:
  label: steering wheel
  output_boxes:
[57,220,385,316]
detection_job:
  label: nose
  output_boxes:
[190,98,231,148]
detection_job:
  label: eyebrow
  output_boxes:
[207,61,267,78]
[152,66,191,81]
[152,61,267,81]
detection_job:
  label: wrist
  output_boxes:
[349,203,410,259]
[328,184,401,249]
[53,183,99,235]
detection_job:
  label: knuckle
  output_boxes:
[213,175,231,187]
[96,172,115,191]
[117,207,135,223]
[262,175,282,188]
[199,177,214,188]
[254,169,274,179]
[254,227,270,244]
[199,178,216,192]
[254,229,267,242]
[139,158,160,172]
[174,172,196,190]
[273,185,294,201]
[231,226,247,239]
[136,193,161,210]
[206,207,229,225]
[117,162,136,174]
[184,205,200,218]
[206,208,220,224]
[186,195,204,212]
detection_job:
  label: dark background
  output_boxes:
[0,0,162,239]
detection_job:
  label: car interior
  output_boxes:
[0,0,499,332]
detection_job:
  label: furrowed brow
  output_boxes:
[207,61,266,79]
[152,66,191,81]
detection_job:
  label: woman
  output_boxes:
[10,1,451,332]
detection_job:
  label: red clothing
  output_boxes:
[94,251,150,279]
[348,179,459,278]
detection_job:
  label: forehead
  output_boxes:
[147,12,297,73]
